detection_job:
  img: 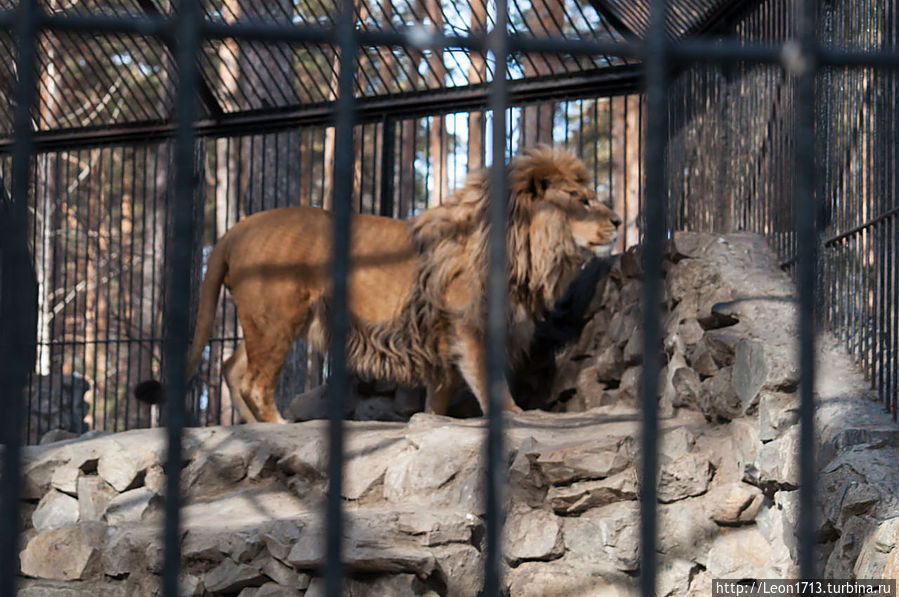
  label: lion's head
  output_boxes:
[509,145,621,259]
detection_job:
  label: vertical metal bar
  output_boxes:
[485,0,508,592]
[379,116,395,217]
[162,0,202,593]
[795,0,818,580]
[326,0,357,593]
[641,0,667,594]
[0,0,38,594]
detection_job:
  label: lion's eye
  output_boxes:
[580,198,590,207]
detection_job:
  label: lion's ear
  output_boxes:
[530,172,550,197]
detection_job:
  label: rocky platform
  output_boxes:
[14,232,899,596]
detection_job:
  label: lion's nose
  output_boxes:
[612,215,622,228]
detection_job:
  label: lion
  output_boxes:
[135,146,621,423]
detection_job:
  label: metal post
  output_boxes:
[161,0,201,594]
[326,0,357,594]
[0,1,39,596]
[379,116,396,217]
[485,0,509,592]
[641,0,667,595]
[795,0,818,581]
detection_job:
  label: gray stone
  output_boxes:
[618,366,641,406]
[563,502,640,572]
[50,465,79,496]
[759,392,799,442]
[527,436,635,486]
[825,515,874,579]
[32,490,80,532]
[505,505,564,565]
[396,509,478,546]
[20,523,105,581]
[670,231,716,261]
[758,428,800,489]
[699,367,742,421]
[39,429,80,445]
[671,366,702,410]
[241,582,302,597]
[594,345,625,383]
[733,339,769,414]
[432,544,484,597]
[507,562,635,597]
[204,557,267,593]
[657,558,696,597]
[276,436,327,480]
[707,526,771,579]
[77,476,117,522]
[260,558,307,589]
[622,328,643,365]
[708,483,764,525]
[702,328,740,368]
[103,486,161,525]
[261,520,303,562]
[657,452,713,503]
[287,384,356,421]
[97,441,154,492]
[688,344,720,377]
[353,397,404,421]
[102,524,166,578]
[854,516,899,579]
[547,470,638,515]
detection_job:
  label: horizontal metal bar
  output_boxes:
[780,206,899,269]
[0,65,640,153]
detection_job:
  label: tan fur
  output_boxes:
[171,146,621,423]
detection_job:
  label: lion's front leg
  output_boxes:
[425,374,462,415]
[452,327,522,415]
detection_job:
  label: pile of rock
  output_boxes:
[14,232,899,595]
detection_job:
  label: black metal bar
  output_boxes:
[0,66,643,154]
[795,0,818,581]
[640,0,667,594]
[484,0,509,592]
[379,116,395,217]
[0,0,38,594]
[161,0,201,594]
[325,0,357,593]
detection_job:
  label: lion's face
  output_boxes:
[527,152,622,257]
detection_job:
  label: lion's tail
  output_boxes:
[185,239,228,380]
[134,238,228,406]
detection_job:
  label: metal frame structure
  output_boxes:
[1,0,892,594]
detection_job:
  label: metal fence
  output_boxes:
[1,0,893,594]
[668,0,899,422]
[12,97,641,443]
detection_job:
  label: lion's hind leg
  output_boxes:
[223,341,257,423]
[452,326,522,415]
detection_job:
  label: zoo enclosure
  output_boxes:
[0,0,895,594]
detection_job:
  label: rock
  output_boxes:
[758,428,799,490]
[507,562,633,597]
[707,526,771,579]
[396,509,478,547]
[276,436,327,481]
[240,582,302,597]
[733,339,769,414]
[854,516,899,579]
[343,432,408,500]
[755,491,800,577]
[618,366,641,406]
[505,505,564,565]
[702,328,740,368]
[594,345,625,382]
[622,329,643,365]
[103,487,161,525]
[77,476,117,522]
[699,367,742,421]
[688,345,719,377]
[658,558,696,597]
[698,301,740,330]
[204,557,267,594]
[393,386,424,417]
[547,470,638,515]
[671,366,702,409]
[670,231,716,261]
[261,521,303,562]
[102,524,166,578]
[758,392,799,442]
[657,501,718,564]
[383,422,482,508]
[825,515,874,579]
[40,429,80,445]
[32,490,80,532]
[657,452,713,503]
[261,558,309,589]
[22,451,68,500]
[50,465,79,496]
[288,384,355,421]
[527,436,635,485]
[708,483,764,525]
[563,502,640,572]
[19,523,105,581]
[353,397,404,422]
[97,441,154,493]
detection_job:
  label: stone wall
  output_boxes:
[14,232,899,596]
